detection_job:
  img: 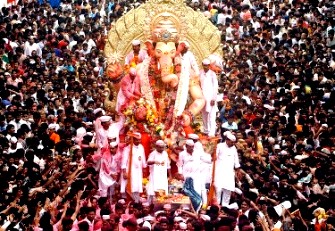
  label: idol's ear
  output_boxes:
[144,40,155,57]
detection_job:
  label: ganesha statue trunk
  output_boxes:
[155,42,179,88]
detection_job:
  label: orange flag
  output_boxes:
[207,137,220,207]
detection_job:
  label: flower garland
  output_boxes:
[123,98,165,137]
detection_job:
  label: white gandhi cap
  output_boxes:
[180,41,190,48]
[155,140,166,147]
[224,131,236,141]
[143,221,151,230]
[93,108,104,115]
[132,39,141,46]
[202,58,211,65]
[179,222,187,229]
[110,141,118,148]
[188,133,199,140]
[100,115,112,123]
[185,139,194,146]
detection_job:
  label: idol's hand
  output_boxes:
[180,112,192,127]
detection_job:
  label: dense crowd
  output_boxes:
[0,0,334,230]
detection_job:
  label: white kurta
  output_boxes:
[96,127,109,149]
[93,127,109,171]
[147,150,171,195]
[177,149,209,195]
[107,120,123,143]
[24,42,42,57]
[214,142,240,191]
[120,144,147,193]
[194,141,211,186]
[200,69,219,136]
[124,49,148,65]
[98,152,121,197]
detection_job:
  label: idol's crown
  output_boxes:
[152,30,179,43]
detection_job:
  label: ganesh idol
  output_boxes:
[104,0,223,140]
[134,24,206,134]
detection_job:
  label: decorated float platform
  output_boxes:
[103,0,224,148]
[152,179,192,210]
[153,195,192,211]
[103,0,224,209]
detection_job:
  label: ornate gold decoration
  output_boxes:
[103,87,117,114]
[104,0,222,65]
[106,51,124,65]
[152,30,179,43]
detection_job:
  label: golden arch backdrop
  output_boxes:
[104,0,223,66]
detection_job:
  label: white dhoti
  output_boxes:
[99,170,116,197]
[200,69,219,137]
[120,144,147,202]
[215,188,232,206]
[119,167,144,193]
[202,109,217,137]
[147,151,170,196]
[214,142,240,206]
[98,152,120,197]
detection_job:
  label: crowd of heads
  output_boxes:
[0,0,334,230]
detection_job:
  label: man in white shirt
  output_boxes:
[24,36,42,57]
[200,59,219,137]
[107,115,124,145]
[225,23,235,42]
[216,9,227,25]
[147,140,171,203]
[214,131,240,206]
[120,132,147,202]
[93,115,112,171]
[177,139,211,211]
[98,141,121,198]
[188,134,212,207]
[84,33,96,52]
[124,40,148,66]
[96,116,112,153]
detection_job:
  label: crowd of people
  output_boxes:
[0,0,334,230]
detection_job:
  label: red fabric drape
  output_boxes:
[183,125,194,138]
[140,132,151,178]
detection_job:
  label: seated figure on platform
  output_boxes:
[116,67,142,113]
[125,40,148,68]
